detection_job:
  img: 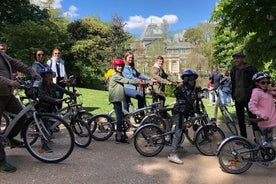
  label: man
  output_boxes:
[209,67,221,105]
[0,42,7,53]
[0,50,40,172]
[47,49,67,109]
[151,56,174,107]
[230,52,258,138]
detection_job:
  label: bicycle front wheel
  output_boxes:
[195,125,225,156]
[218,137,253,174]
[23,113,75,163]
[71,119,92,148]
[140,115,167,132]
[134,124,165,157]
[221,108,238,136]
[88,114,114,141]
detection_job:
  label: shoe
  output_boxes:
[9,138,25,148]
[168,153,183,164]
[115,136,128,144]
[0,161,16,173]
[41,142,53,153]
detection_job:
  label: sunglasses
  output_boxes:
[54,52,60,54]
[260,81,270,85]
[37,54,44,56]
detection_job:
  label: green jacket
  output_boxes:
[108,72,138,102]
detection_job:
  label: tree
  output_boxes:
[211,0,276,76]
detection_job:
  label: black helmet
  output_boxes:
[252,72,270,82]
[181,69,198,79]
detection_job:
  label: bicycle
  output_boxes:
[133,93,225,157]
[0,81,75,163]
[53,95,92,148]
[210,87,238,136]
[88,102,164,141]
[217,118,276,174]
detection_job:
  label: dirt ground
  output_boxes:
[1,125,275,184]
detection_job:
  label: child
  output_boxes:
[219,71,232,106]
[37,67,74,152]
[169,69,201,164]
[108,58,139,143]
[248,72,276,146]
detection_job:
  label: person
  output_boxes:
[47,49,68,109]
[0,42,7,53]
[209,67,221,105]
[218,71,232,106]
[0,51,40,172]
[248,72,276,146]
[168,69,201,164]
[36,67,74,151]
[230,52,258,138]
[150,56,174,107]
[122,51,156,111]
[108,58,139,143]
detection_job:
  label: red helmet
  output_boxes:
[112,58,124,66]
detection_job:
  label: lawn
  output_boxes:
[75,87,236,118]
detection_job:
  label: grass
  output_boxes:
[74,87,236,117]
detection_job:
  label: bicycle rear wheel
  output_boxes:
[134,124,165,157]
[218,137,253,174]
[0,113,9,134]
[88,114,114,141]
[195,125,225,156]
[23,113,75,163]
[71,119,92,148]
[140,115,167,132]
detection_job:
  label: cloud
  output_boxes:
[31,0,62,9]
[124,15,178,30]
[63,5,79,18]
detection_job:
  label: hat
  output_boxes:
[232,52,245,58]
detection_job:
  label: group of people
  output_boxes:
[1,46,275,172]
[0,44,71,172]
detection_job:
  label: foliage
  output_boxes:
[211,0,276,76]
[184,28,204,46]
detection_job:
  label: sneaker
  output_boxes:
[168,153,183,164]
[41,142,53,153]
[256,162,273,169]
[0,161,16,173]
[9,138,25,148]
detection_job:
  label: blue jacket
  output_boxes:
[122,64,150,90]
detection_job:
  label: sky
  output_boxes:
[33,0,219,35]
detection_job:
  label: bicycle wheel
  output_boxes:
[221,108,238,135]
[71,119,92,148]
[140,115,167,132]
[218,137,253,174]
[78,111,93,123]
[0,113,9,134]
[23,113,75,163]
[134,124,165,157]
[88,114,114,141]
[194,124,225,156]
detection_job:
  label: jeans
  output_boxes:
[112,102,124,132]
[124,88,145,111]
[234,101,259,138]
[171,113,184,153]
[219,90,231,106]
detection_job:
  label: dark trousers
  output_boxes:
[112,102,124,132]
[152,93,166,107]
[234,101,259,138]
[56,78,66,109]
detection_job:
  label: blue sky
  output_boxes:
[33,0,219,35]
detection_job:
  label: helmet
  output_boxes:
[40,67,54,75]
[252,72,270,82]
[181,69,198,79]
[112,58,124,67]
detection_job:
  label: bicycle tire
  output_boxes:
[22,113,75,163]
[134,124,165,157]
[88,114,114,141]
[194,124,225,156]
[78,111,93,123]
[0,113,9,134]
[221,108,238,135]
[71,119,92,148]
[140,115,167,132]
[217,137,253,174]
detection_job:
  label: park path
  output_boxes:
[0,125,275,184]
